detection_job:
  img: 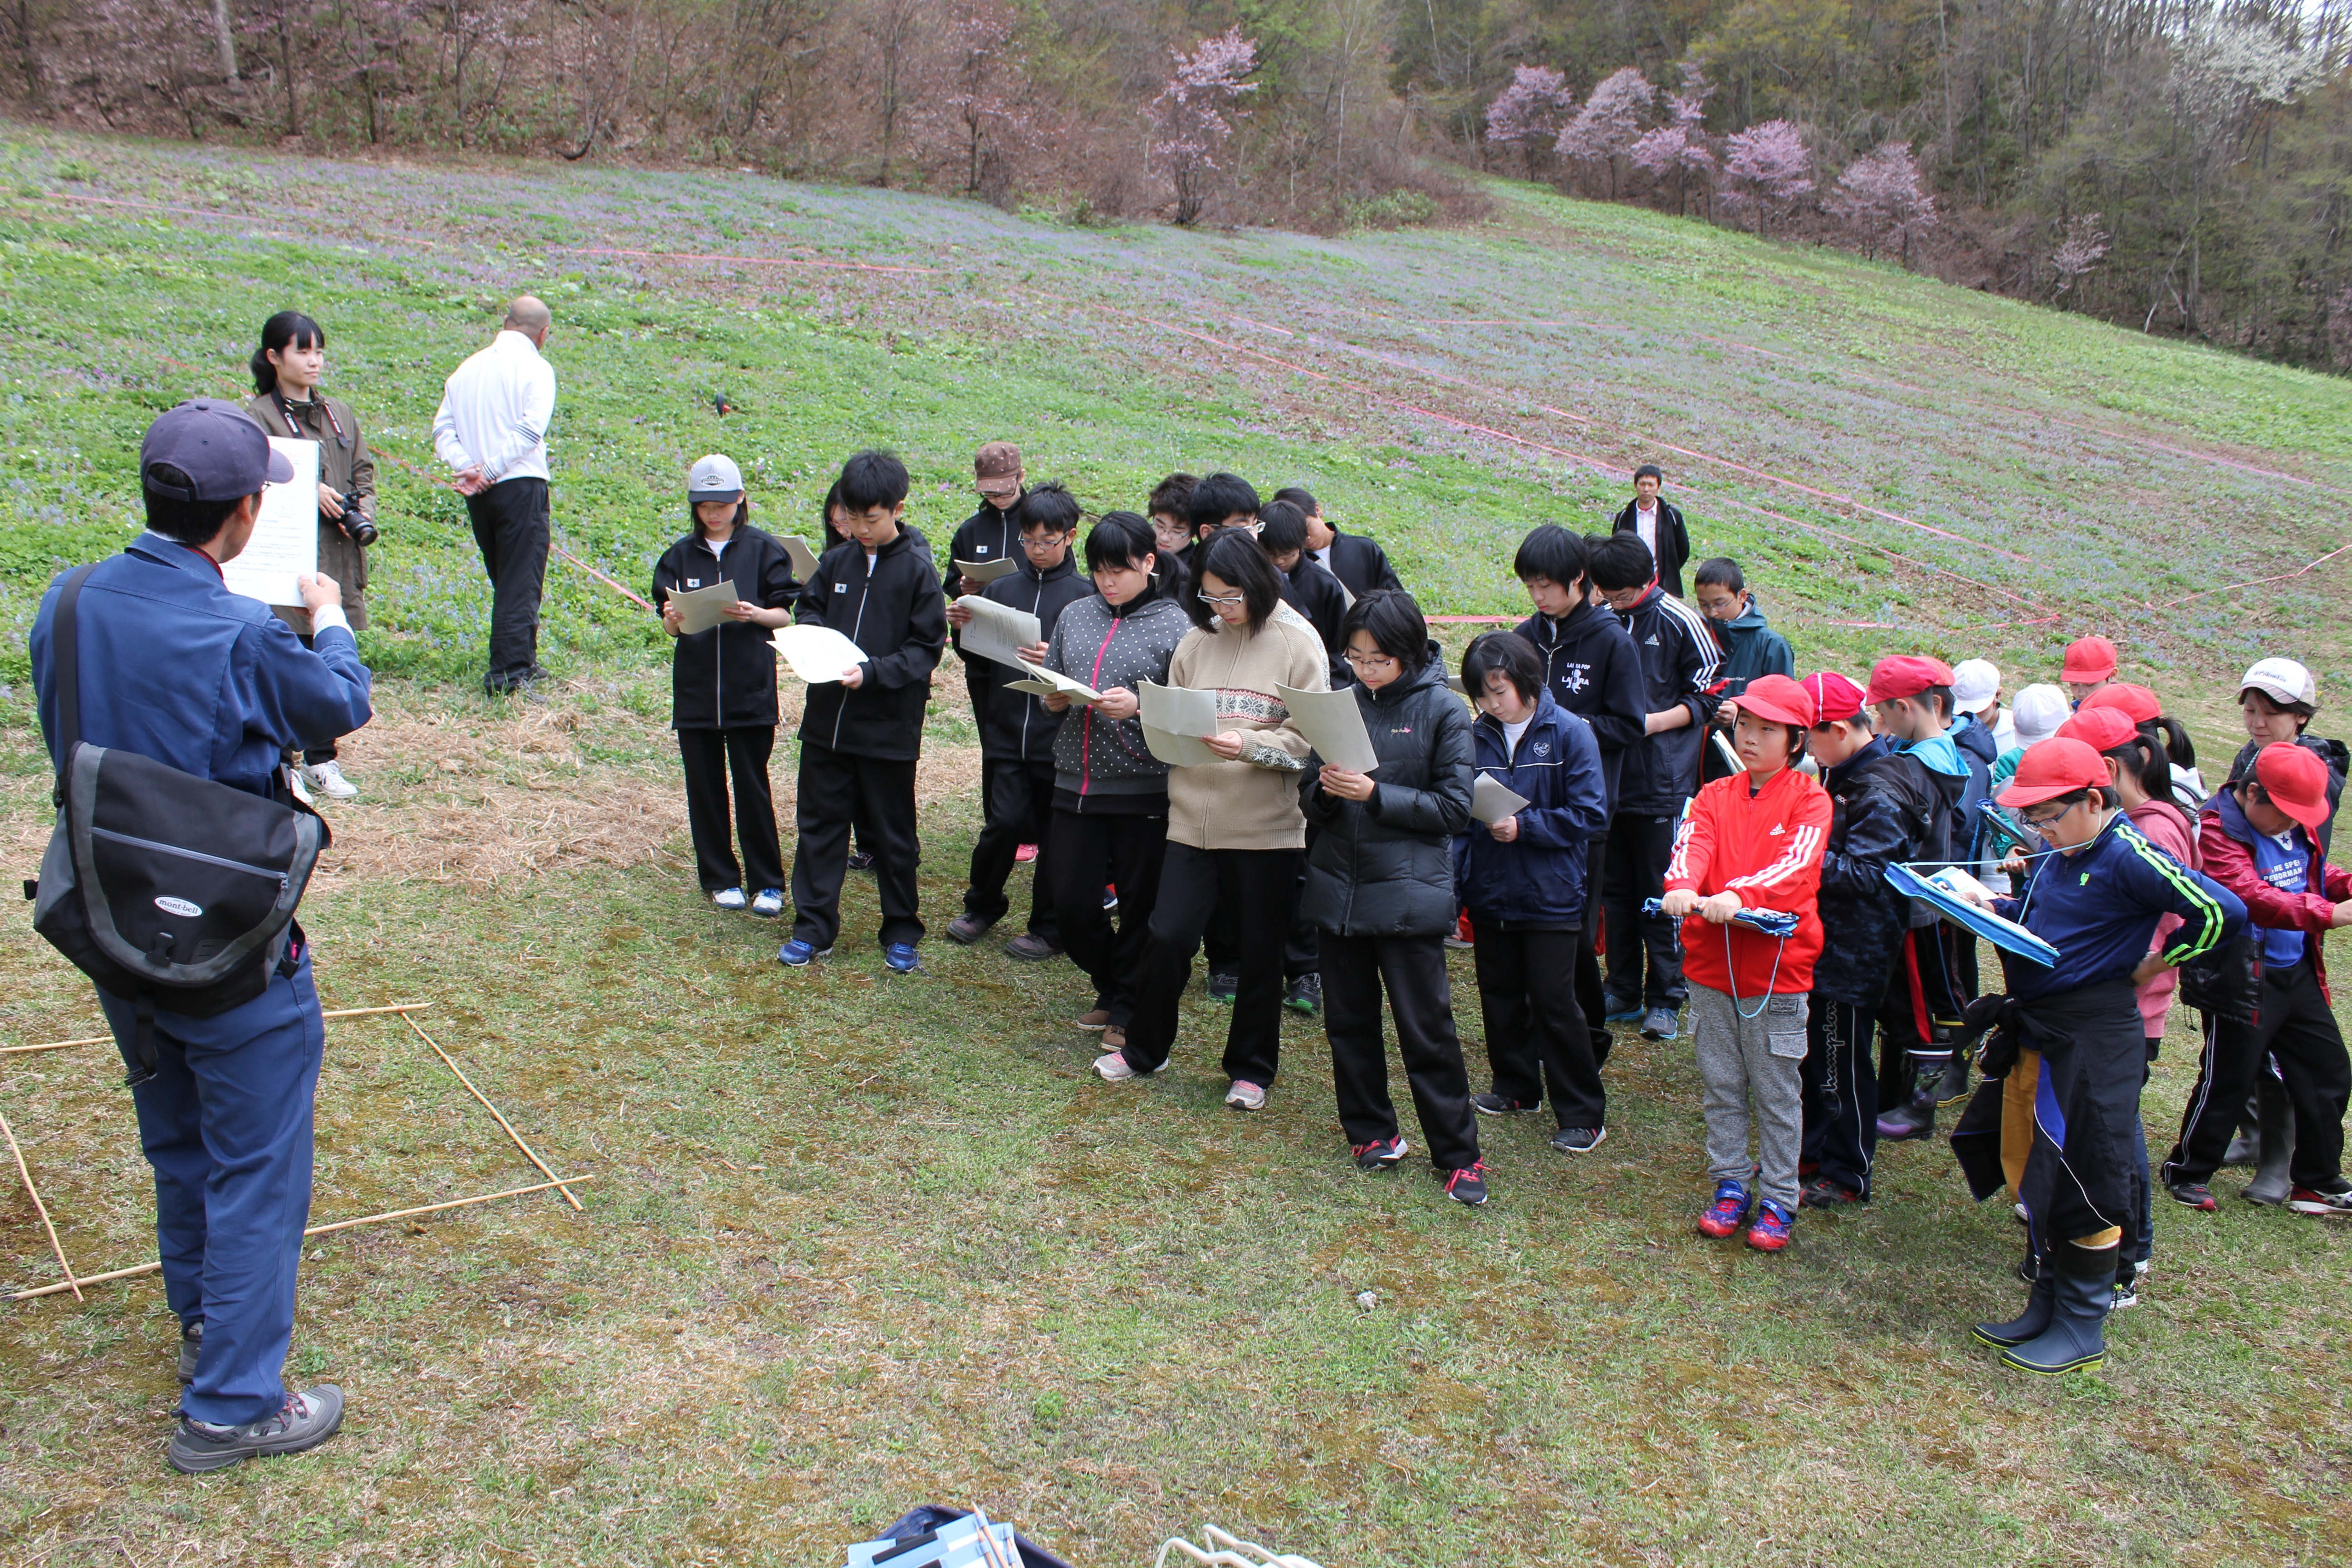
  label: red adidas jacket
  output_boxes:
[1664,766,1833,998]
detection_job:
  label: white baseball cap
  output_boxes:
[2009,684,2070,748]
[2241,657,2318,709]
[688,453,745,502]
[1951,658,2000,710]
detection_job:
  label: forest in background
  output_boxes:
[6,0,2352,372]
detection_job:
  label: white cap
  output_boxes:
[2240,657,2318,710]
[1951,658,1999,710]
[688,453,744,501]
[2010,684,2069,748]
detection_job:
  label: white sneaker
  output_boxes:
[288,766,315,807]
[711,887,747,911]
[298,760,358,799]
[750,888,784,918]
[1225,1079,1267,1112]
[1094,1051,1141,1082]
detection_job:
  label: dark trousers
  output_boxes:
[1601,810,1684,1009]
[465,476,550,690]
[293,633,337,763]
[1877,924,1970,1098]
[1049,808,1168,1025]
[1204,828,1319,980]
[2165,956,2351,1188]
[966,758,1059,940]
[1122,843,1302,1085]
[94,954,324,1428]
[677,726,783,895]
[1800,995,1878,1196]
[1577,874,1611,1065]
[790,742,923,950]
[1472,924,1605,1129]
[1325,931,1481,1170]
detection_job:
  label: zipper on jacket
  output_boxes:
[832,552,872,751]
[90,826,289,887]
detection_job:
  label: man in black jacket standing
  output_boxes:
[1613,464,1691,599]
[1276,485,1404,601]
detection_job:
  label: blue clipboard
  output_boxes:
[1885,863,2059,966]
[1642,897,1800,939]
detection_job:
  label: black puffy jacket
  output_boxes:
[653,524,803,730]
[1299,652,1475,937]
[795,530,946,760]
[1811,737,1938,1007]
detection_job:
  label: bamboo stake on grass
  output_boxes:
[7,1176,593,1300]
[5,1002,431,1055]
[402,1012,583,1210]
[1,1108,81,1299]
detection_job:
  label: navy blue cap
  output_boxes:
[139,398,295,502]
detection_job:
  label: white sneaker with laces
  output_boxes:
[1225,1079,1267,1112]
[711,887,747,911]
[750,889,784,918]
[298,760,358,799]
[1094,1051,1141,1082]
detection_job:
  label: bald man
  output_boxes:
[433,297,559,694]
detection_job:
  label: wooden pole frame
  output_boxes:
[1,1107,80,1299]
[4,1002,435,1054]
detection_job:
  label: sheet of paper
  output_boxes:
[225,437,319,608]
[771,623,869,684]
[665,579,739,634]
[954,594,1042,671]
[1006,668,1105,706]
[1470,771,1533,825]
[1277,682,1379,773]
[1710,728,1742,776]
[1139,680,1222,768]
[954,555,1020,584]
[780,535,819,579]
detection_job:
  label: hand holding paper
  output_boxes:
[772,623,869,684]
[1139,681,1222,768]
[1276,683,1379,773]
[955,555,1020,585]
[954,595,1044,671]
[1006,666,1105,706]
[1470,772,1532,826]
[665,580,740,634]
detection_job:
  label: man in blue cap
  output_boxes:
[30,397,374,1473]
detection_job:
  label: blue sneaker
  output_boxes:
[749,888,784,918]
[777,938,831,967]
[882,943,921,974]
[1697,1179,1753,1238]
[1602,993,1642,1024]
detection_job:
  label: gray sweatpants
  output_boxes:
[1688,982,1809,1215]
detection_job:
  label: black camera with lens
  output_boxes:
[335,495,377,547]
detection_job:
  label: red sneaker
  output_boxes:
[1015,843,1039,864]
[1697,1180,1752,1238]
[1745,1200,1795,1251]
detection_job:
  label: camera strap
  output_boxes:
[274,392,345,443]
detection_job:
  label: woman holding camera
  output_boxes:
[250,310,377,800]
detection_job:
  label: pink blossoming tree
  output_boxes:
[1721,118,1813,235]
[1628,61,1716,216]
[1485,65,1575,179]
[1555,66,1654,198]
[1828,140,1936,265]
[1151,24,1258,227]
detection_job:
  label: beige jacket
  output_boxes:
[1165,603,1329,852]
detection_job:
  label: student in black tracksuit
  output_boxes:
[944,442,1027,826]
[1256,498,1344,1010]
[1512,525,1646,1060]
[1274,484,1406,601]
[948,483,1092,959]
[824,480,931,872]
[780,451,947,973]
[654,455,802,914]
[1795,672,1936,1206]
[1149,473,1198,575]
[1588,533,1721,1041]
[1300,590,1490,1205]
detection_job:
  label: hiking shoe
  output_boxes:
[166,1385,344,1475]
[1697,1179,1753,1238]
[297,760,357,799]
[2168,1181,2219,1211]
[2288,1182,2352,1216]
[847,848,875,871]
[1094,1051,1144,1082]
[1207,971,1239,1004]
[945,911,995,945]
[775,939,830,967]
[750,888,784,918]
[882,943,921,975]
[1074,1009,1112,1031]
[1353,1136,1409,1171]
[1102,1026,1127,1051]
[1101,885,1119,911]
[2111,1273,2141,1310]
[1745,1200,1795,1251]
[1602,993,1642,1024]
[1004,933,1061,962]
[176,1320,201,1385]
[1225,1080,1267,1112]
[711,886,747,911]
[1284,974,1322,1015]
[1442,1160,1491,1206]
[1470,1093,1540,1117]
[1014,842,1039,864]
[1799,1176,1864,1209]
[1639,1007,1679,1042]
[1550,1126,1606,1154]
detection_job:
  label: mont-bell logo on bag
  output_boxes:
[155,896,203,917]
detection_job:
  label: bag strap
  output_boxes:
[50,562,100,803]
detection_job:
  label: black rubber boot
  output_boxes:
[1999,1244,2114,1376]
[1876,1054,1945,1141]
[2243,1075,2296,1205]
[1973,1268,2056,1349]
[2222,1092,2261,1166]
[1930,1050,1972,1108]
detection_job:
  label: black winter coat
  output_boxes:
[653,525,804,730]
[1612,497,1691,598]
[795,530,946,760]
[1299,653,1475,937]
[970,553,1092,762]
[1315,529,1403,599]
[1515,601,1646,811]
[941,499,1023,602]
[1811,737,1938,1006]
[1281,559,1353,689]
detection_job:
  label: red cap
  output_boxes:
[1735,673,1817,730]
[1801,671,1866,725]
[1865,655,1956,705]
[2062,636,2118,685]
[2255,742,2332,834]
[2081,683,2161,725]
[2056,706,2138,754]
[1997,738,2112,807]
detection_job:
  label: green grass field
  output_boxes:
[0,125,2348,1566]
